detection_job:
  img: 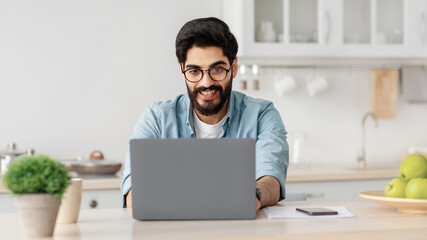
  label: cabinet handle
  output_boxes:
[419,13,427,44]
[323,10,331,44]
[89,200,98,209]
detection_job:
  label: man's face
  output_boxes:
[182,46,238,116]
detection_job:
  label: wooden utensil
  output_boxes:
[371,69,399,118]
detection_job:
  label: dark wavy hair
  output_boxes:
[175,17,238,65]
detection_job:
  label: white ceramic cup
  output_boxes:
[306,75,329,97]
[274,74,297,96]
[376,32,387,44]
[57,178,82,224]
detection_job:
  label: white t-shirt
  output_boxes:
[193,111,226,138]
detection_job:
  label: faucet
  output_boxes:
[357,112,379,168]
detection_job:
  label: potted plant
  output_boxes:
[2,154,71,238]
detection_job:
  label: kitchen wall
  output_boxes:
[237,60,427,166]
[0,0,222,161]
[0,1,426,167]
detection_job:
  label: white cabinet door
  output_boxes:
[406,0,427,46]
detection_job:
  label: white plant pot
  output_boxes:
[15,194,61,238]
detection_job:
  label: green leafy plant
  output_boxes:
[2,154,71,199]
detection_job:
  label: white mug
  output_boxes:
[57,178,82,224]
[306,75,329,97]
[274,74,297,96]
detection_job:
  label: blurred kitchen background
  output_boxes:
[1,0,427,168]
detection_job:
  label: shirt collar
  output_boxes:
[223,91,234,126]
[184,95,195,136]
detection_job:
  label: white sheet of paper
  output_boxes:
[263,206,354,219]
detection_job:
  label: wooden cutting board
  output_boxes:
[371,69,399,119]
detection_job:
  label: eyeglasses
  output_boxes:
[181,61,233,83]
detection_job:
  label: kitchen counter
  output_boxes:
[0,165,399,194]
[287,165,399,182]
[78,175,121,190]
[1,198,426,239]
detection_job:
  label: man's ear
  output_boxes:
[232,57,239,79]
[179,63,185,80]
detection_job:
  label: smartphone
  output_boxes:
[296,207,338,216]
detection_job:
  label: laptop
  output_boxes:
[130,138,256,220]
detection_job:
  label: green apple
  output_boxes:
[384,178,408,198]
[406,178,427,199]
[399,154,427,180]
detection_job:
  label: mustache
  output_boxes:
[194,85,223,93]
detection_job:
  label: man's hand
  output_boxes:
[256,176,280,210]
[126,189,133,208]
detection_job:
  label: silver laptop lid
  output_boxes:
[130,138,256,220]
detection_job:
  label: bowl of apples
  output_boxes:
[359,154,427,214]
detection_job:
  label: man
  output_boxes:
[121,17,288,210]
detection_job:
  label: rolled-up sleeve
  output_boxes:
[255,104,289,201]
[121,106,161,207]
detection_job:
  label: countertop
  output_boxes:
[0,165,399,193]
[1,198,426,239]
[286,164,399,182]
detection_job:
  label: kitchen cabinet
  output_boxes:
[0,193,15,213]
[286,179,390,200]
[223,0,427,57]
[0,189,122,213]
[81,189,122,210]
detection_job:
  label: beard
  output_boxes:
[186,80,232,116]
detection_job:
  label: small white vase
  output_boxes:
[258,21,276,42]
[57,178,82,224]
[15,194,61,238]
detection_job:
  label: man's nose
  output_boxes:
[198,70,215,87]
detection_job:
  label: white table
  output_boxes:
[1,198,426,240]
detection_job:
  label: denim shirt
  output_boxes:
[121,91,289,205]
